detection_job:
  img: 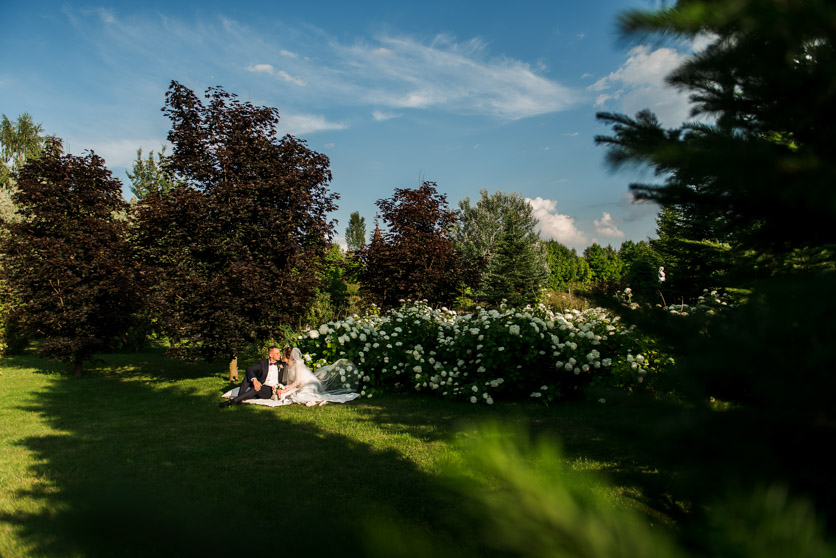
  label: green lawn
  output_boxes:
[0,347,678,557]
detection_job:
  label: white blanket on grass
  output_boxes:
[221,387,295,407]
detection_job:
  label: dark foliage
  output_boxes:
[618,240,664,300]
[361,182,467,308]
[134,82,338,365]
[591,0,836,540]
[0,139,137,375]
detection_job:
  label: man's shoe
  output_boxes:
[218,399,233,408]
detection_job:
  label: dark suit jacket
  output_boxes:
[245,358,288,386]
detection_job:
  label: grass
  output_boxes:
[0,346,681,557]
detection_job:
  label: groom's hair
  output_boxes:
[268,345,280,352]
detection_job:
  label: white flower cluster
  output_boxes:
[294,299,668,405]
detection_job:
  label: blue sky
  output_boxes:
[1,1,702,251]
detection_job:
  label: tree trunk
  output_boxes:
[73,354,83,378]
[229,356,238,382]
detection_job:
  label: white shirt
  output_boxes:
[264,361,280,387]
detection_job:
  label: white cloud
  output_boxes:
[590,44,693,126]
[372,110,401,121]
[98,8,116,25]
[74,138,167,170]
[335,34,577,120]
[277,70,307,86]
[332,235,348,251]
[65,11,576,122]
[279,113,346,135]
[247,63,275,74]
[593,211,625,239]
[690,32,718,53]
[526,197,587,249]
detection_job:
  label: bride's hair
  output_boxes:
[283,347,293,360]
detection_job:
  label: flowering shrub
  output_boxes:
[294,299,674,404]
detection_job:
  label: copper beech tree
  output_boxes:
[361,182,468,308]
[134,82,338,379]
[0,139,137,376]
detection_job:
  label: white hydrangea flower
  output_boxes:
[470,396,478,403]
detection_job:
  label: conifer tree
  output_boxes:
[454,190,549,306]
[594,0,836,526]
[126,146,180,201]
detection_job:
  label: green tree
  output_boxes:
[125,146,180,201]
[344,211,366,253]
[618,239,664,299]
[650,205,732,300]
[1,113,45,190]
[0,139,137,376]
[135,82,338,380]
[1,113,47,225]
[454,190,549,306]
[583,243,622,285]
[542,240,591,292]
[303,243,365,325]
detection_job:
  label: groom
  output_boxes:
[219,346,288,407]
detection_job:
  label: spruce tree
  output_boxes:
[454,190,549,306]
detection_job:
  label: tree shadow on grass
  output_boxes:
[350,393,688,526]
[3,374,464,557]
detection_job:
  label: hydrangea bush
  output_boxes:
[293,299,677,404]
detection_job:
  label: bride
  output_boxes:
[277,347,361,406]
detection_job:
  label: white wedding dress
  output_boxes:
[221,348,361,407]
